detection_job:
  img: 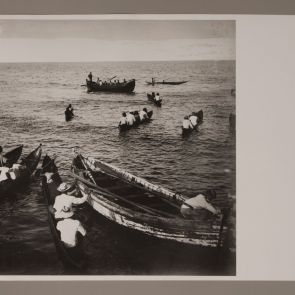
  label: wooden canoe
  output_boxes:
[71,152,229,248]
[41,155,85,270]
[2,145,23,168]
[0,144,42,194]
[181,110,204,136]
[118,110,153,132]
[146,81,188,85]
[86,79,136,93]
[147,93,162,107]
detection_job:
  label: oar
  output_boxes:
[77,153,97,186]
[108,76,117,81]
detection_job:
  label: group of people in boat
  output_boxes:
[87,72,127,86]
[182,111,203,132]
[118,108,150,128]
[150,92,161,102]
[44,169,88,248]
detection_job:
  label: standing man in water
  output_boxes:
[88,72,93,82]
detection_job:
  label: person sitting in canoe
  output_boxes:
[126,112,136,126]
[189,112,198,128]
[0,146,7,167]
[88,72,93,82]
[53,182,88,219]
[56,218,86,248]
[155,93,161,102]
[133,111,140,125]
[118,112,128,128]
[180,189,221,218]
[66,104,74,114]
[182,116,194,131]
[0,163,25,182]
[139,108,148,122]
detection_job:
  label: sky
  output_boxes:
[0,19,235,62]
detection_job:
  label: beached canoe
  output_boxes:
[0,144,42,194]
[147,93,162,107]
[118,110,153,132]
[86,79,136,93]
[146,81,188,85]
[3,145,23,168]
[71,152,230,248]
[41,155,85,270]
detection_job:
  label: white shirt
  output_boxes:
[189,115,198,127]
[56,219,86,248]
[0,166,9,182]
[180,194,219,216]
[119,116,127,125]
[155,94,160,101]
[182,119,193,129]
[139,110,147,121]
[126,113,135,125]
[53,193,87,219]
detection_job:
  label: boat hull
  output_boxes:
[71,154,229,249]
[87,79,136,93]
[146,81,188,85]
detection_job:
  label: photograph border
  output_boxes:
[0,0,295,294]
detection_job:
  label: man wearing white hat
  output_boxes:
[53,182,88,219]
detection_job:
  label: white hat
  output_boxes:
[57,182,71,192]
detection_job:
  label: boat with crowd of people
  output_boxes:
[86,78,136,93]
[118,109,153,132]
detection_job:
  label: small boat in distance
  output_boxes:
[146,78,188,86]
[147,93,162,107]
[86,79,136,93]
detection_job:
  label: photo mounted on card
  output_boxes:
[0,15,236,276]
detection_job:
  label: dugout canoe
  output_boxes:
[147,93,162,107]
[41,155,85,270]
[0,144,42,194]
[3,145,23,168]
[86,79,136,93]
[71,152,230,248]
[118,110,153,132]
[146,81,188,85]
[182,110,203,136]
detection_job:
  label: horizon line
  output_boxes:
[0,59,236,64]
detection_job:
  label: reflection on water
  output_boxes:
[0,60,235,275]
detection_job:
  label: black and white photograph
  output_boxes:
[0,16,236,276]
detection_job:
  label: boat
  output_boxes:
[65,110,74,122]
[147,93,162,107]
[118,110,153,132]
[181,110,204,136]
[71,152,230,249]
[0,144,42,194]
[146,81,188,85]
[41,155,85,269]
[3,145,23,168]
[86,79,136,93]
